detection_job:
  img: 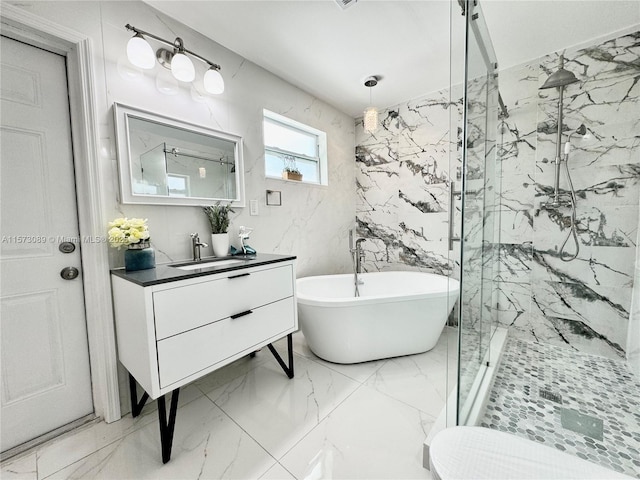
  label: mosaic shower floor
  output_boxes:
[481,337,640,478]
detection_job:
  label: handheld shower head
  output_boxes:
[564,124,588,154]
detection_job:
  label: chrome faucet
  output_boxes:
[190,233,208,261]
[349,230,366,297]
[354,238,366,274]
[349,230,367,274]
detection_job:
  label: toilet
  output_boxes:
[429,426,633,480]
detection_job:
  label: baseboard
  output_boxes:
[1,414,97,462]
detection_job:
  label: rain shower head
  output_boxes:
[539,54,579,89]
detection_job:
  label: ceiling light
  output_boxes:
[364,107,378,134]
[364,76,379,134]
[124,24,224,95]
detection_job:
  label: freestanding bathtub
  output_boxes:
[296,271,459,364]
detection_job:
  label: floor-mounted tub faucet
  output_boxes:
[349,230,367,298]
[354,238,366,274]
[191,233,208,261]
[349,229,367,274]
[349,231,366,297]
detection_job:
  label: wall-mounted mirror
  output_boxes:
[114,103,245,206]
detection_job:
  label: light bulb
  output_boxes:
[126,34,155,69]
[203,67,225,94]
[364,107,378,133]
[171,52,195,82]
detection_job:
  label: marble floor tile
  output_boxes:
[481,337,640,478]
[36,384,203,479]
[2,331,454,480]
[206,353,361,460]
[194,349,272,395]
[280,385,435,480]
[364,334,451,419]
[42,396,276,480]
[271,331,389,384]
[259,462,296,480]
[0,453,37,480]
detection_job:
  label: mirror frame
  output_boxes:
[113,103,245,207]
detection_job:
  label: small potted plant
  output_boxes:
[203,202,234,257]
[282,155,303,181]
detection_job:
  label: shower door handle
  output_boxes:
[449,181,461,251]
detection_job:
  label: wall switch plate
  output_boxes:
[250,199,259,216]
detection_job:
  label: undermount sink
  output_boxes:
[170,259,246,270]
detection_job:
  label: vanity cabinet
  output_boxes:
[110,255,297,463]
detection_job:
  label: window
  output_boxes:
[167,174,189,197]
[263,109,328,185]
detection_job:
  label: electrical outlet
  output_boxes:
[250,199,259,216]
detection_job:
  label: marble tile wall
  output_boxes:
[629,203,640,376]
[355,90,462,278]
[355,30,639,362]
[496,30,640,361]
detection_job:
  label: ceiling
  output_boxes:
[145,0,640,118]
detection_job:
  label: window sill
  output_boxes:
[266,175,327,187]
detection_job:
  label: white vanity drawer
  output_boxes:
[153,264,293,340]
[156,296,295,388]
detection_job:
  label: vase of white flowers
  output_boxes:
[108,217,155,271]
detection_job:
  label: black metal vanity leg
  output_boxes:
[128,373,149,418]
[157,388,180,464]
[267,333,294,379]
[288,334,294,374]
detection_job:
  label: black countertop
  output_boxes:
[111,253,296,287]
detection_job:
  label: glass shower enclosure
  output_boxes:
[136,143,237,199]
[456,0,502,426]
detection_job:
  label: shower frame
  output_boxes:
[455,0,504,426]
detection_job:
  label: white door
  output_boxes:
[0,35,93,452]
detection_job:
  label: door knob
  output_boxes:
[59,241,76,253]
[60,266,79,280]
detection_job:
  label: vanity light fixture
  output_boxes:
[126,32,155,69]
[363,75,379,134]
[125,24,224,94]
